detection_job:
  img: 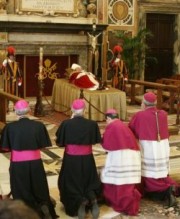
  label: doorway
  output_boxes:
[145,13,175,82]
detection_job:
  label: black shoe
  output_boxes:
[91,200,99,219]
[167,186,177,207]
[50,196,56,207]
[168,193,177,207]
[41,205,52,219]
[77,203,86,219]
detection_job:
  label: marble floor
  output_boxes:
[1,99,180,218]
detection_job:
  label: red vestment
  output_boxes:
[101,119,141,216]
[69,70,99,90]
[129,107,180,196]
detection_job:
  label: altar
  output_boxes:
[51,79,127,121]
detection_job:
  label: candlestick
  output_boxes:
[39,47,43,80]
[34,47,45,116]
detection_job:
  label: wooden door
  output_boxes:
[145,14,175,82]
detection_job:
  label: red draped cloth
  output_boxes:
[69,71,98,89]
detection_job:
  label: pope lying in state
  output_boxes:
[69,63,99,90]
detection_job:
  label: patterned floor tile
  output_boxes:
[1,100,180,218]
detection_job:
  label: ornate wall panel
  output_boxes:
[108,0,134,26]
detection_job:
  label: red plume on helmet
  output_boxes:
[7,46,16,56]
[113,45,123,55]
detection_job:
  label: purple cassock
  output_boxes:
[129,106,179,195]
[101,119,141,216]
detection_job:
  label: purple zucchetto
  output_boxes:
[14,100,29,110]
[143,92,157,105]
[105,109,118,119]
[106,109,117,114]
[71,99,85,110]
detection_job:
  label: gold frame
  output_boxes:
[112,1,129,21]
[0,32,8,43]
[18,0,78,15]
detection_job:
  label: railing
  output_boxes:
[128,79,179,114]
[0,90,22,123]
[156,78,180,86]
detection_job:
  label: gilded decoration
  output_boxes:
[108,0,134,25]
[0,32,8,43]
[87,0,97,18]
[36,59,60,80]
[0,0,7,13]
[15,0,81,17]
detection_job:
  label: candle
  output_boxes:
[39,47,43,80]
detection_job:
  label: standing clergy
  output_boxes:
[0,100,57,219]
[1,46,22,96]
[101,109,141,216]
[56,98,102,219]
[129,92,179,207]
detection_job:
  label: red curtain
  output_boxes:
[16,55,78,97]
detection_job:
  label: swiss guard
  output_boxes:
[1,46,22,96]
